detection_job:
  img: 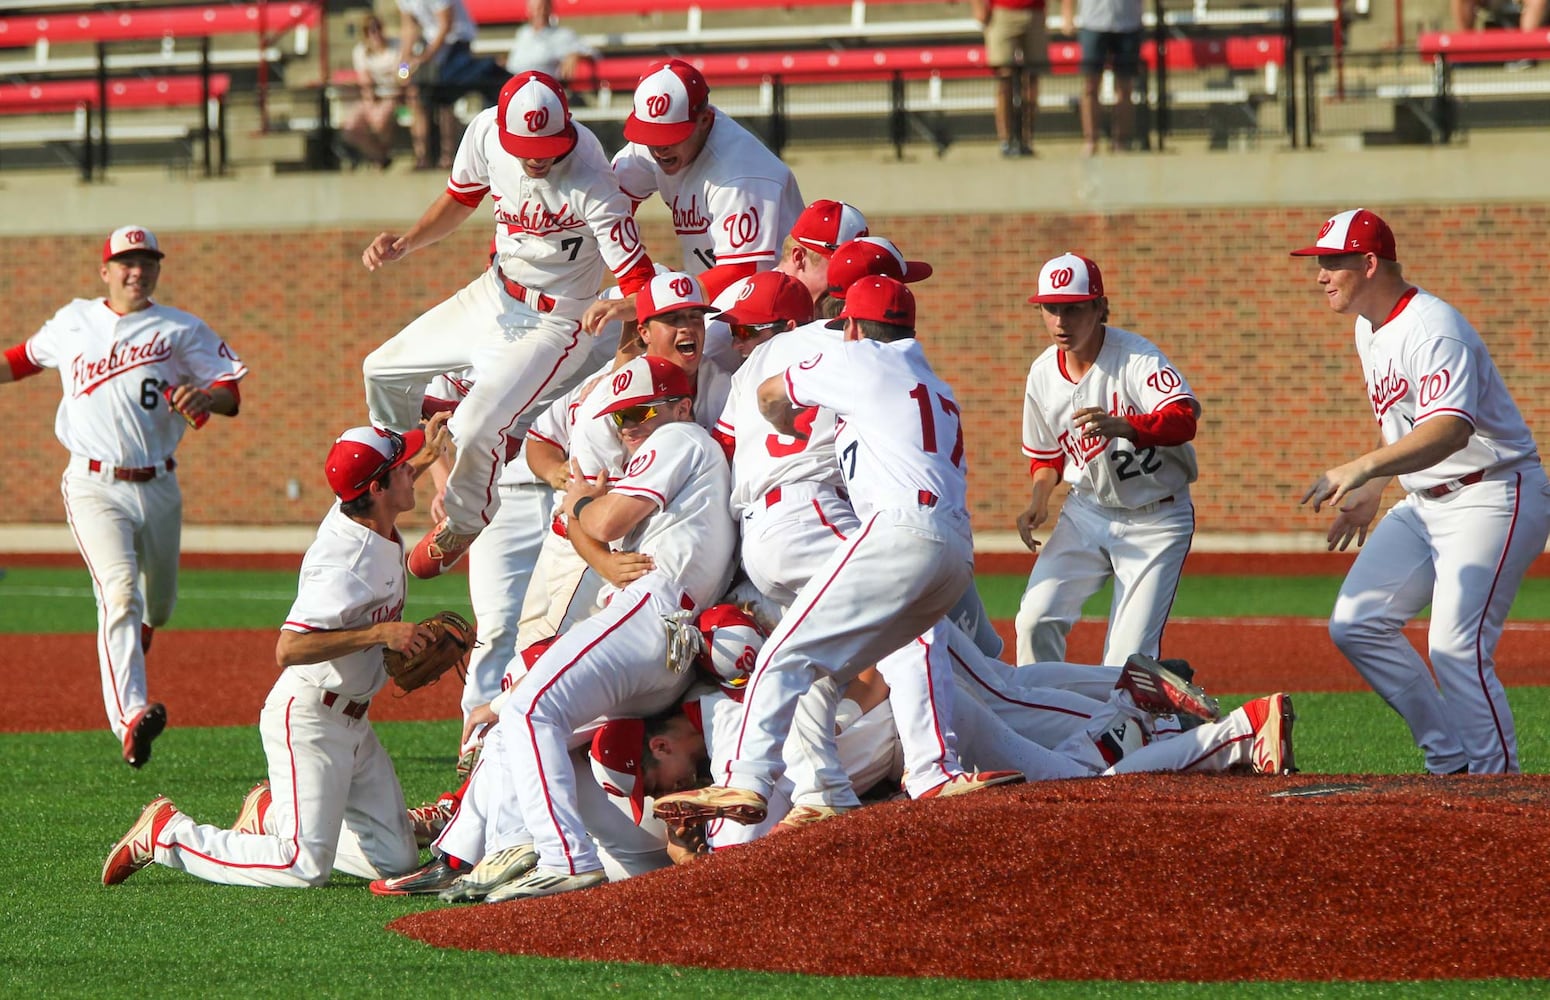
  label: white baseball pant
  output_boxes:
[61,463,180,742]
[463,482,553,714]
[1016,489,1195,665]
[1329,468,1550,774]
[363,269,593,534]
[503,571,698,876]
[153,672,417,886]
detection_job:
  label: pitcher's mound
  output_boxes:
[392,773,1550,982]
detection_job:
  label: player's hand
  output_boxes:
[1301,458,1374,514]
[169,384,214,419]
[362,233,411,271]
[461,704,498,747]
[378,621,434,655]
[1323,479,1386,551]
[598,550,656,588]
[581,295,636,335]
[1016,501,1049,551]
[562,459,610,514]
[665,821,710,863]
[1071,406,1134,443]
[430,489,447,524]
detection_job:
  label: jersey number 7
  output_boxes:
[909,383,964,466]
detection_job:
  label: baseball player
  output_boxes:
[1294,208,1550,775]
[608,59,805,302]
[102,421,447,888]
[1014,252,1201,666]
[486,354,737,899]
[2,225,247,768]
[361,70,656,579]
[654,276,1024,831]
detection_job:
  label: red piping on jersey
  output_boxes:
[514,591,652,874]
[446,184,488,208]
[525,428,564,450]
[1476,471,1524,765]
[4,343,42,380]
[914,634,951,767]
[1028,456,1065,479]
[1128,400,1198,449]
[615,256,655,296]
[611,484,667,510]
[1372,286,1419,331]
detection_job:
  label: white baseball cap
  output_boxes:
[324,426,425,501]
[1028,252,1105,304]
[698,604,765,697]
[102,225,163,262]
[496,70,576,158]
[635,270,718,324]
[790,199,869,256]
[1289,208,1397,260]
[624,59,710,146]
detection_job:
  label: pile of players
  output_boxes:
[95,55,1539,899]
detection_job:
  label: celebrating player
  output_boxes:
[360,70,656,579]
[1294,208,1550,774]
[102,419,449,888]
[1013,252,1201,666]
[2,226,248,769]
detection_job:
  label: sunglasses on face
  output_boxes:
[728,322,784,341]
[349,430,406,492]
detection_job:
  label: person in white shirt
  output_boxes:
[394,0,508,169]
[505,0,598,96]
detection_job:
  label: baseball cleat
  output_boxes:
[1244,693,1297,775]
[652,786,769,826]
[774,804,851,832]
[369,856,465,897]
[122,701,167,769]
[407,521,479,579]
[232,781,272,836]
[408,793,458,850]
[102,795,178,885]
[917,770,1026,799]
[439,844,539,903]
[1117,654,1221,722]
[483,866,605,903]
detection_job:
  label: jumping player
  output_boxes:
[1014,252,1201,666]
[1294,208,1550,774]
[2,225,248,768]
[360,70,656,579]
[102,420,448,887]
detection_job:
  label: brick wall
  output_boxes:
[4,203,1548,536]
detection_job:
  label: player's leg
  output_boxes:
[514,529,606,649]
[1422,470,1550,773]
[1328,502,1465,773]
[62,474,150,744]
[462,483,552,715]
[784,676,864,810]
[1103,498,1194,664]
[1014,504,1111,663]
[333,724,418,879]
[135,475,182,634]
[951,689,1095,779]
[947,626,1108,748]
[878,621,979,796]
[362,271,492,432]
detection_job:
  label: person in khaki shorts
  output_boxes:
[972,0,1049,157]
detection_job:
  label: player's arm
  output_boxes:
[276,620,432,667]
[566,516,656,587]
[1016,463,1062,551]
[525,437,571,490]
[2,342,44,384]
[1302,415,1471,513]
[756,373,803,436]
[363,192,479,270]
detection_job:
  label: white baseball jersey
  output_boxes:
[448,114,648,317]
[569,360,731,483]
[611,109,804,273]
[395,0,476,44]
[1354,288,1539,493]
[24,299,246,466]
[785,338,969,519]
[604,421,737,609]
[1022,326,1197,509]
[281,504,408,701]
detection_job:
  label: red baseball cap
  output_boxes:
[624,59,709,146]
[826,237,933,297]
[324,425,425,501]
[596,355,695,417]
[496,71,577,159]
[826,275,915,330]
[103,225,164,262]
[789,199,869,256]
[1289,208,1397,260]
[1028,252,1105,304]
[589,719,647,823]
[716,271,814,327]
[636,270,717,324]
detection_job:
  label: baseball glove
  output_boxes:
[384,611,476,694]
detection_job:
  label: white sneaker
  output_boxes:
[438,844,538,903]
[483,866,605,903]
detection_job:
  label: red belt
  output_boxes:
[88,458,175,482]
[1423,470,1486,499]
[764,485,783,508]
[321,691,369,719]
[918,490,938,508]
[498,272,557,313]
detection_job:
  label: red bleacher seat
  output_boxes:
[1417,28,1550,63]
[461,0,947,25]
[0,74,231,114]
[0,3,319,48]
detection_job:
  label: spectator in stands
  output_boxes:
[340,14,403,170]
[506,0,599,103]
[394,0,509,170]
[1061,0,1143,155]
[1453,0,1547,34]
[971,0,1048,158]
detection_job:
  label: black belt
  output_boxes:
[321,691,369,719]
[88,458,175,482]
[1423,470,1486,499]
[497,271,557,313]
